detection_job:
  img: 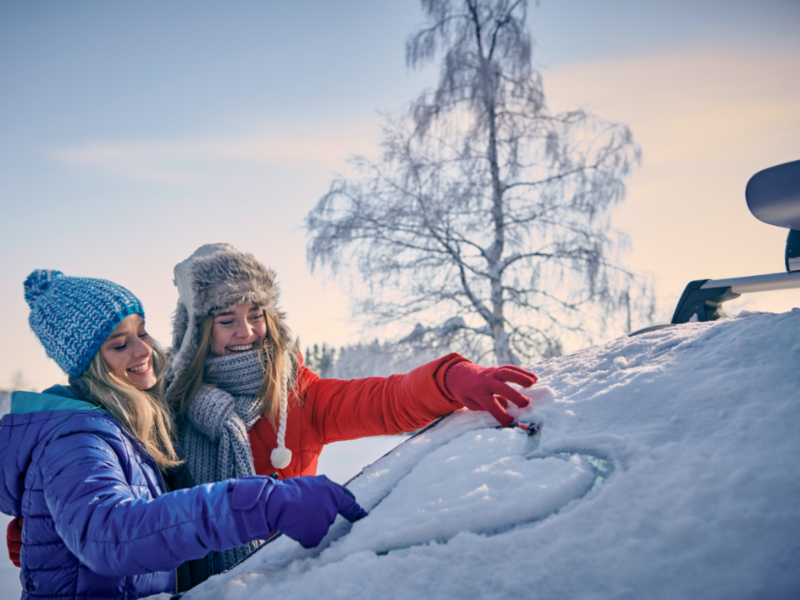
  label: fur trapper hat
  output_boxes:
[168,243,296,468]
[169,243,295,379]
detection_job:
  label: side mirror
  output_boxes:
[745,159,800,230]
[745,159,800,273]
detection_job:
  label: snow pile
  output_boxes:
[0,392,10,417]
[177,311,799,599]
[0,393,19,595]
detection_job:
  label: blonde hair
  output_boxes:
[77,342,182,469]
[168,308,293,428]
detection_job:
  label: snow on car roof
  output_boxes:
[183,309,800,600]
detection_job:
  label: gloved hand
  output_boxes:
[266,475,368,548]
[7,516,21,568]
[444,361,537,426]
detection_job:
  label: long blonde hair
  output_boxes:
[76,342,182,469]
[168,308,294,428]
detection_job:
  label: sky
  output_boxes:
[1,0,799,391]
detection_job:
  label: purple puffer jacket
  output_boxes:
[0,386,277,600]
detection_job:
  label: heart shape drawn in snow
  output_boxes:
[332,427,609,556]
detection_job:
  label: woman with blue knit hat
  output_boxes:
[0,269,368,600]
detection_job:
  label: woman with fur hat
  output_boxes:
[0,269,367,600]
[166,243,538,576]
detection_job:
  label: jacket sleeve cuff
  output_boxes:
[230,476,276,540]
[428,353,471,408]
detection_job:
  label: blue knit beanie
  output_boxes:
[24,269,145,376]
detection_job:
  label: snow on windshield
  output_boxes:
[178,310,800,600]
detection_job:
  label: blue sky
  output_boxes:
[2,0,799,389]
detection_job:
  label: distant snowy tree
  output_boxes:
[11,370,28,391]
[330,338,446,380]
[304,343,337,378]
[306,0,653,365]
[0,392,9,418]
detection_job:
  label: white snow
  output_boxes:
[0,392,21,597]
[178,310,800,600]
[0,513,20,598]
[0,392,22,598]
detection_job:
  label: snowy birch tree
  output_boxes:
[306,0,651,365]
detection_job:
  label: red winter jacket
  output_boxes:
[249,353,466,479]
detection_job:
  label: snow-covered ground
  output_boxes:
[178,310,800,600]
[0,391,22,597]
[0,393,9,419]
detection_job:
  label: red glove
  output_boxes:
[7,516,21,568]
[444,362,537,426]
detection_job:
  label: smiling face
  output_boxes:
[210,302,267,356]
[99,314,157,390]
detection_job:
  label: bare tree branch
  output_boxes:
[305,0,654,365]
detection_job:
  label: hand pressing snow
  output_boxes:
[444,361,538,426]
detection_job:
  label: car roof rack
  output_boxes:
[631,159,800,335]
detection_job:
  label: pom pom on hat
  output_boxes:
[24,269,64,309]
[270,364,293,470]
[270,446,292,470]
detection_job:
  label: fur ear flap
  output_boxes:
[171,302,189,353]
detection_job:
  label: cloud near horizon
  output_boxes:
[48,121,381,186]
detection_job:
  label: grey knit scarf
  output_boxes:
[180,350,266,574]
